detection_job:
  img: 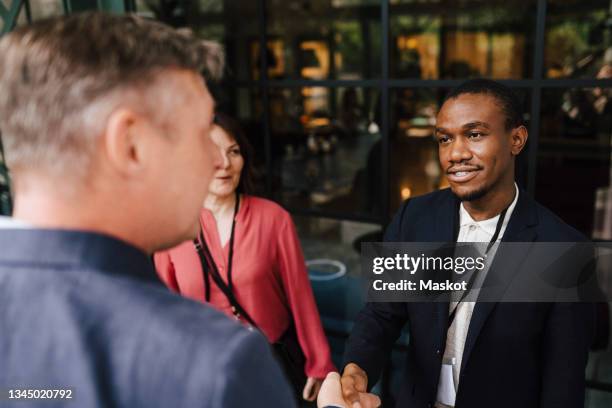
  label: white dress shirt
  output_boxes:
[0,215,30,229]
[435,184,519,408]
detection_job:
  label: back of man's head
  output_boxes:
[0,12,222,178]
[443,78,524,130]
[0,13,224,252]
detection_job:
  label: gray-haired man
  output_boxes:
[0,12,294,407]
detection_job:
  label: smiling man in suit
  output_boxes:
[338,79,595,408]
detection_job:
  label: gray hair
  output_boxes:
[0,12,224,178]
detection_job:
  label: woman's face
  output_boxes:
[208,124,244,198]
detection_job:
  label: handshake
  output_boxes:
[317,363,382,408]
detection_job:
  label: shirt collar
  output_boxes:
[0,228,158,283]
[0,216,31,229]
[459,183,520,236]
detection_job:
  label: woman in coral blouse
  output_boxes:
[154,113,335,403]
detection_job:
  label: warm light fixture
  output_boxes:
[401,187,412,200]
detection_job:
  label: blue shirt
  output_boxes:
[0,228,295,407]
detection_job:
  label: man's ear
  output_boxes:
[510,125,528,156]
[103,108,149,177]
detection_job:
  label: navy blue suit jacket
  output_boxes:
[0,228,295,408]
[344,188,595,408]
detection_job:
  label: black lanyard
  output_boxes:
[447,205,509,328]
[194,192,240,302]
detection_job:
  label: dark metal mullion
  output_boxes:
[527,0,547,196]
[258,0,272,197]
[387,79,612,88]
[586,380,612,393]
[379,1,391,403]
[533,79,612,88]
[0,135,12,216]
[329,25,337,118]
[439,11,447,78]
[381,0,390,226]
[486,32,494,77]
[230,78,612,88]
[265,79,380,87]
[361,15,372,115]
[124,0,136,12]
[24,0,31,23]
[0,0,25,33]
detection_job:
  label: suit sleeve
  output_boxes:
[539,301,594,408]
[540,240,596,408]
[153,251,180,293]
[212,329,297,408]
[343,200,411,386]
[383,199,410,242]
[276,213,336,379]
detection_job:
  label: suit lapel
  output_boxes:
[459,190,538,372]
[433,192,460,344]
[436,191,460,242]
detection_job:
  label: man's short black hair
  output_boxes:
[443,79,524,130]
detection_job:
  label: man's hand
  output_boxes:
[341,363,371,407]
[303,376,323,401]
[317,370,381,408]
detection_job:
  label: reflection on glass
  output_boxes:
[135,0,154,16]
[545,1,611,79]
[207,1,257,81]
[294,215,380,280]
[250,38,287,80]
[266,0,381,79]
[12,0,29,28]
[28,0,63,21]
[271,87,381,217]
[138,0,256,81]
[537,88,612,237]
[293,214,380,366]
[388,88,442,215]
[136,0,224,21]
[394,18,440,78]
[390,1,535,79]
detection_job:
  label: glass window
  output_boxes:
[0,135,11,215]
[390,0,536,79]
[270,87,382,218]
[388,87,440,215]
[4,0,29,29]
[134,0,154,17]
[294,214,379,325]
[536,87,612,237]
[389,87,531,217]
[28,0,63,21]
[199,1,258,81]
[545,0,611,79]
[138,0,257,81]
[294,215,380,279]
[293,214,381,367]
[266,0,381,79]
[585,387,612,408]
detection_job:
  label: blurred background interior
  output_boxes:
[1,0,612,406]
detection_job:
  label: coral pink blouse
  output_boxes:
[154,195,335,379]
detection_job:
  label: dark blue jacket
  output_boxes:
[344,188,594,408]
[0,229,295,408]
